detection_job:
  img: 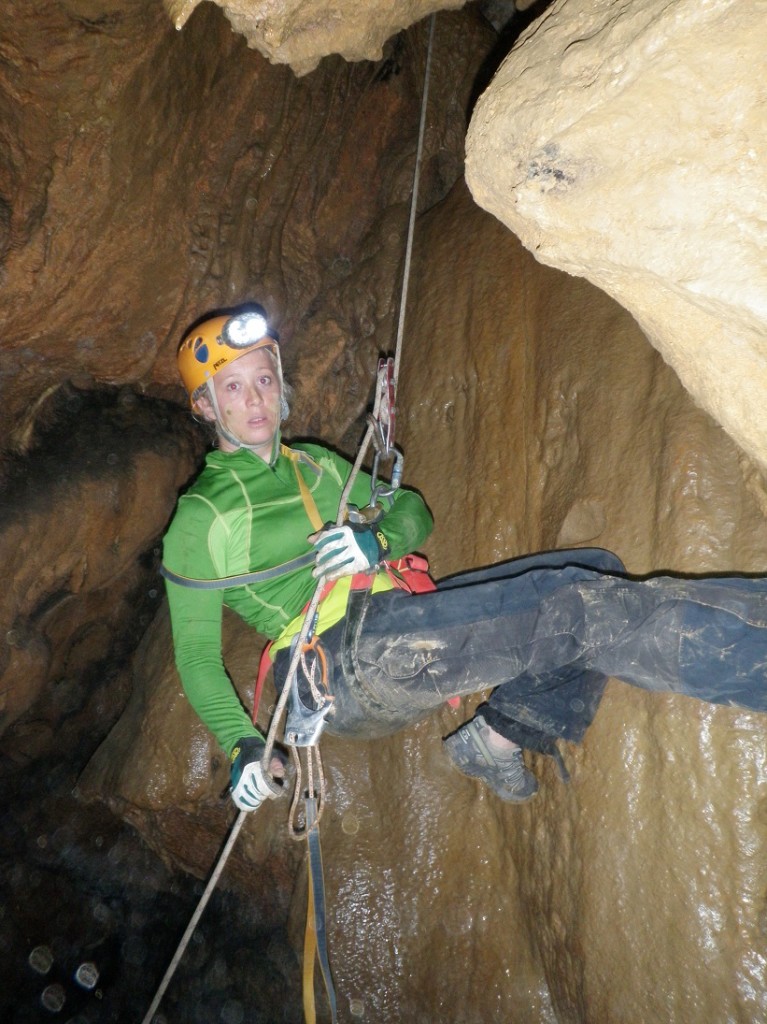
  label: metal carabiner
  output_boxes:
[371,357,396,455]
[370,447,403,506]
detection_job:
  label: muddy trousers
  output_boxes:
[273,548,767,751]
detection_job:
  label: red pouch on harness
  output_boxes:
[385,554,436,594]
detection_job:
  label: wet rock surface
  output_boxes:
[401,179,767,1022]
[2,773,303,1023]
[3,1,767,1022]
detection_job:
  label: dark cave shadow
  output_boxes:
[468,0,556,116]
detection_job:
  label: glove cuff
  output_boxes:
[349,521,388,566]
[370,525,389,562]
[230,735,266,764]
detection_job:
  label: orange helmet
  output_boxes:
[177,308,279,408]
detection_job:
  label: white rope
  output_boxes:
[393,12,436,388]
[140,811,247,1024]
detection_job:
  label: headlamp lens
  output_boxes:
[223,312,269,349]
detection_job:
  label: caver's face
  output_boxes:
[198,347,281,458]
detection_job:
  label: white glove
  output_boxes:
[311,524,386,582]
[230,737,283,812]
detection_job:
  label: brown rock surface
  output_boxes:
[466,0,767,472]
[400,180,767,1021]
[5,2,767,1021]
[0,385,203,758]
[84,181,767,1021]
[0,0,489,446]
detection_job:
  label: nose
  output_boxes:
[245,383,265,406]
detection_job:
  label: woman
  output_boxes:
[163,304,767,813]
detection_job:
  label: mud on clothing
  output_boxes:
[164,440,767,763]
[162,438,433,755]
[273,546,767,751]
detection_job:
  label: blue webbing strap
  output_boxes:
[304,796,338,1024]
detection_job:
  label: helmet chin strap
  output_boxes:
[205,381,282,462]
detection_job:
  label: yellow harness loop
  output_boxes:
[283,444,325,533]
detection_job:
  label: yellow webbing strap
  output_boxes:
[283,445,325,533]
[303,860,318,1024]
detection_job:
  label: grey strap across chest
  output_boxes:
[160,551,315,590]
[161,444,322,591]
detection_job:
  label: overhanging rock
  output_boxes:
[164,0,467,74]
[466,0,767,470]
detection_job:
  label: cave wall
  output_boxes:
[0,0,490,448]
[84,179,767,1022]
[400,179,767,1022]
[4,1,767,1021]
[466,0,767,472]
[0,386,203,758]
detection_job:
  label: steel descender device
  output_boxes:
[284,634,335,747]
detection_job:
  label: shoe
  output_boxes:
[444,715,538,803]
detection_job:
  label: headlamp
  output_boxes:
[223,311,270,349]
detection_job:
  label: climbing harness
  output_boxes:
[143,14,437,1024]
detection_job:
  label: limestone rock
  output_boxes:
[88,180,767,1022]
[165,0,467,75]
[466,0,767,471]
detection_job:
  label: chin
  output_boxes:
[249,430,276,445]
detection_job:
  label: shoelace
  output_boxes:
[494,749,528,786]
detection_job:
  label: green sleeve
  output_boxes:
[375,487,433,559]
[163,500,264,757]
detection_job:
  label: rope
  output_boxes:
[337,9,436,503]
[393,12,435,389]
[139,810,247,1024]
[141,15,436,1020]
